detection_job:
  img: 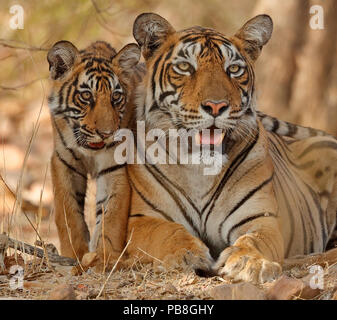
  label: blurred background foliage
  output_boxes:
[0,0,336,242]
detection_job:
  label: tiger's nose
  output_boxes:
[96,129,114,139]
[201,100,229,117]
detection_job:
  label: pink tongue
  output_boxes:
[89,141,105,148]
[200,132,223,145]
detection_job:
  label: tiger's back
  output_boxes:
[268,132,337,256]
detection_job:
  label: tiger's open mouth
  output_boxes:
[87,141,106,150]
[194,126,225,145]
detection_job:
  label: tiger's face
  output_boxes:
[134,13,273,147]
[47,41,140,151]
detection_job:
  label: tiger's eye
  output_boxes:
[112,91,122,102]
[177,62,191,72]
[80,91,92,100]
[228,64,241,74]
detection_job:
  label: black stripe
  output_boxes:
[287,122,298,136]
[96,196,107,206]
[151,54,162,100]
[306,184,328,249]
[129,214,145,218]
[203,130,259,227]
[270,133,314,170]
[270,142,309,254]
[147,163,201,216]
[226,212,277,244]
[144,164,200,235]
[299,141,337,159]
[270,134,326,251]
[58,81,68,107]
[149,102,160,113]
[53,119,80,161]
[128,177,173,222]
[159,91,176,102]
[272,118,279,132]
[74,194,85,209]
[218,174,274,240]
[97,164,126,178]
[55,151,86,179]
[135,135,201,235]
[273,173,294,257]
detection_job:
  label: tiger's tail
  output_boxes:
[257,111,333,140]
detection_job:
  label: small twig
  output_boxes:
[63,201,85,273]
[0,234,77,266]
[101,204,106,274]
[0,77,47,91]
[137,247,164,264]
[0,39,48,51]
[96,229,133,299]
[90,0,128,38]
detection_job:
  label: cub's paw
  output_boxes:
[93,259,126,273]
[93,235,127,272]
[159,249,212,274]
[213,246,281,284]
[157,243,214,276]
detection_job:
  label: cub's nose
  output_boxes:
[96,129,114,139]
[201,100,229,117]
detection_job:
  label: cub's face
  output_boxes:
[134,13,273,146]
[47,41,140,151]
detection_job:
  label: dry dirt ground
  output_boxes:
[0,245,337,300]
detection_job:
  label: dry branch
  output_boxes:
[0,77,47,91]
[90,0,127,38]
[0,39,48,51]
[283,247,337,270]
[0,234,77,266]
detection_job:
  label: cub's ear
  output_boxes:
[133,12,175,60]
[113,43,141,70]
[234,14,273,60]
[47,41,80,80]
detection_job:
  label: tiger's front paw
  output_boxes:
[213,246,281,284]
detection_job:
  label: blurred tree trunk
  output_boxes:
[289,0,337,135]
[253,0,309,118]
[253,0,337,136]
[325,47,337,135]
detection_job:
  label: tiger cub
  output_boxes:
[47,40,143,265]
[100,13,337,284]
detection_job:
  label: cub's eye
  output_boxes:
[73,109,81,115]
[228,64,245,77]
[177,62,191,72]
[80,91,92,101]
[112,91,122,103]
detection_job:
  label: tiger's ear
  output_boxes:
[133,12,175,60]
[113,43,141,70]
[47,41,80,80]
[234,14,273,61]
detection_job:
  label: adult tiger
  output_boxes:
[47,40,144,264]
[105,13,337,284]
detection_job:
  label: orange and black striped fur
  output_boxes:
[47,40,144,264]
[106,13,337,283]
